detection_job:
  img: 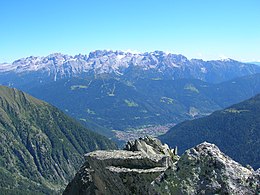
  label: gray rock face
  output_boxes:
[63,139,260,195]
[124,136,176,157]
[153,142,260,195]
[1,50,260,83]
[63,137,175,195]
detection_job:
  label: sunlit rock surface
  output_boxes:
[64,138,260,195]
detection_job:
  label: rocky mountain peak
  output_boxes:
[63,136,176,195]
[153,141,260,194]
[1,50,260,83]
[124,136,176,157]
[88,50,110,58]
[45,53,71,62]
[63,138,259,195]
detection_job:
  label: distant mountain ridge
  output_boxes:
[1,50,260,83]
[0,85,116,194]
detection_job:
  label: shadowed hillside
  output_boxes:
[160,94,260,169]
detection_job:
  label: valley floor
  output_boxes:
[113,123,175,141]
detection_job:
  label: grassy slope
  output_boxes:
[0,85,116,194]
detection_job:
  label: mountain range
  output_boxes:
[1,50,260,83]
[1,51,260,141]
[0,85,116,194]
[160,93,260,169]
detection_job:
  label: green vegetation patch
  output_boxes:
[160,97,174,104]
[184,84,199,93]
[160,94,260,169]
[124,99,139,107]
[0,85,117,194]
[70,85,88,90]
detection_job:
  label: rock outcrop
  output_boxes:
[63,137,260,195]
[63,137,174,194]
[124,136,177,157]
[152,142,260,194]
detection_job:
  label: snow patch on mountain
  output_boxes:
[1,50,260,83]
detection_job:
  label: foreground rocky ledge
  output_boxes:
[63,137,259,195]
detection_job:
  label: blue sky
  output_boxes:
[0,0,259,62]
